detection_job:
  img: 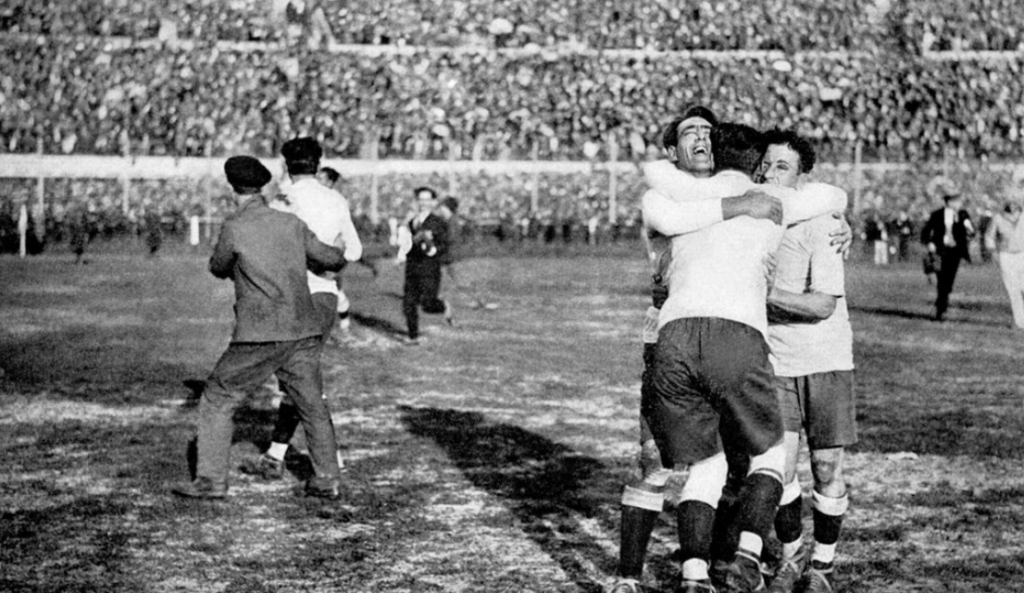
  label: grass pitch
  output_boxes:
[1,248,1023,593]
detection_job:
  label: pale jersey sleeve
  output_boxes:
[808,217,846,297]
[335,194,363,262]
[642,159,848,229]
[641,188,725,237]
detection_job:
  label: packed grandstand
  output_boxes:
[1,0,1023,253]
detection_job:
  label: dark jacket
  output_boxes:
[407,212,453,266]
[209,196,346,343]
[922,206,974,262]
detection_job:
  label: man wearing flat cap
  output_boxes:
[922,177,975,321]
[173,155,348,500]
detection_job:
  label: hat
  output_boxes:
[928,176,961,200]
[281,137,323,164]
[441,197,459,213]
[224,156,272,190]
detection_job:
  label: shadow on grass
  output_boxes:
[350,311,407,338]
[848,305,935,321]
[399,405,618,592]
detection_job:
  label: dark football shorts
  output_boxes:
[774,370,857,449]
[643,317,782,468]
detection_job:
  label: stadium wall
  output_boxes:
[2,154,1022,228]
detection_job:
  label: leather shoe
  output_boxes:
[303,480,342,500]
[172,477,227,499]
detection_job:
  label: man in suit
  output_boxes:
[172,155,347,500]
[400,187,457,344]
[922,179,975,321]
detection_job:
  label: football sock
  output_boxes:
[681,558,710,581]
[811,490,848,565]
[709,495,741,563]
[733,472,784,550]
[775,479,804,551]
[677,501,716,572]
[270,402,301,446]
[618,498,661,578]
[267,442,288,461]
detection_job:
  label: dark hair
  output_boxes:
[319,167,340,184]
[414,186,437,200]
[441,196,459,213]
[286,160,319,176]
[710,123,765,176]
[661,105,719,149]
[763,128,817,174]
[281,137,322,176]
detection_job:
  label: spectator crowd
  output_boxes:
[4,0,1024,53]
[4,37,1024,164]
[3,0,1024,255]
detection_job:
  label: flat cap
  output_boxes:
[281,137,323,164]
[224,156,272,189]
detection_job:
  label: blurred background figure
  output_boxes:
[921,178,975,321]
[862,210,889,266]
[892,210,916,263]
[984,199,1024,330]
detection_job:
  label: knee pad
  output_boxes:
[748,442,786,485]
[780,477,802,506]
[621,485,664,512]
[680,452,728,508]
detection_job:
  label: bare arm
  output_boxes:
[767,287,837,323]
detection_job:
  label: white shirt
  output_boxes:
[271,177,363,295]
[767,215,855,376]
[640,161,848,339]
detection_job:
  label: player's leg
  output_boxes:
[612,435,670,592]
[336,285,353,333]
[644,319,725,592]
[705,320,784,593]
[768,377,808,593]
[610,317,664,592]
[799,371,856,593]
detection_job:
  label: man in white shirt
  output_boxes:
[241,137,363,481]
[316,166,376,335]
[758,130,856,593]
[985,199,1024,330]
[641,123,847,593]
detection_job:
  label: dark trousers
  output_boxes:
[935,252,963,317]
[275,292,338,444]
[403,258,446,339]
[197,336,340,489]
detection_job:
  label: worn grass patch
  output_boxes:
[2,252,1024,592]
